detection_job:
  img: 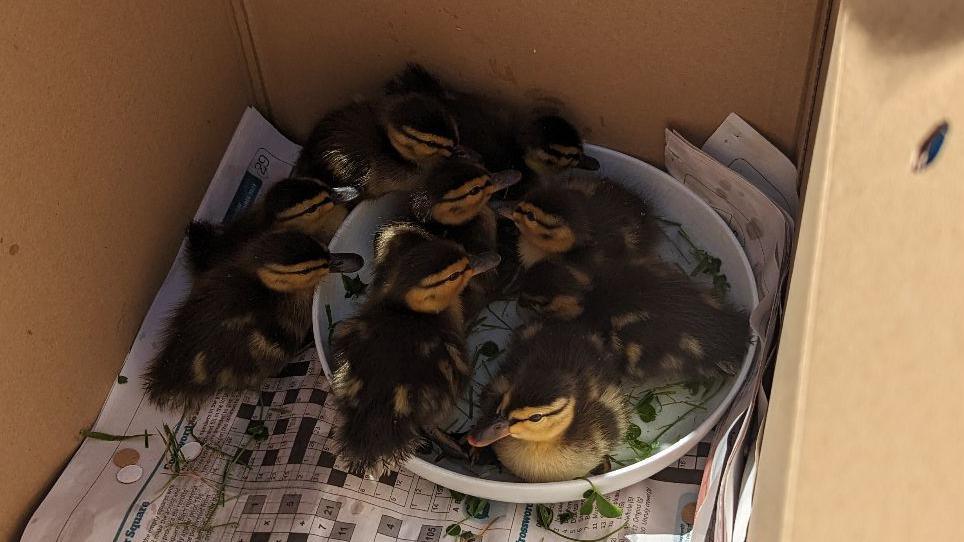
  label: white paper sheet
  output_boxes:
[23,108,707,542]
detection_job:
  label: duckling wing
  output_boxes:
[294,103,382,192]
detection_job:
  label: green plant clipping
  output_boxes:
[245,421,269,442]
[445,524,461,537]
[557,511,576,523]
[536,504,553,528]
[341,274,368,299]
[117,375,128,384]
[464,495,490,519]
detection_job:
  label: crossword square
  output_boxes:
[317,451,336,468]
[329,522,355,541]
[249,533,271,542]
[317,498,342,520]
[377,515,402,537]
[697,442,711,456]
[327,469,347,487]
[260,391,275,407]
[237,403,256,419]
[284,389,300,404]
[418,525,444,542]
[378,471,398,486]
[286,534,309,542]
[309,389,326,404]
[238,449,253,466]
[262,449,279,466]
[242,494,267,515]
[277,360,310,377]
[279,494,302,514]
[273,418,289,435]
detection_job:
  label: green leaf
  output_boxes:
[478,341,500,358]
[594,494,623,518]
[449,489,465,503]
[117,375,128,384]
[465,496,490,519]
[245,422,268,442]
[582,489,594,499]
[460,532,476,542]
[341,274,368,299]
[636,401,657,423]
[624,424,642,441]
[579,496,595,516]
[557,511,575,523]
[445,524,461,536]
[536,503,553,528]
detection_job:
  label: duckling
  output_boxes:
[468,323,630,482]
[411,158,522,318]
[145,231,364,411]
[502,174,660,270]
[384,64,598,193]
[294,92,459,199]
[331,225,501,474]
[185,176,359,275]
[518,258,751,381]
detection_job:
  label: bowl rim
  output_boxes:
[312,144,759,503]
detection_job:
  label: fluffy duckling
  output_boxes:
[186,177,359,274]
[294,93,459,199]
[518,259,751,381]
[412,158,522,318]
[331,225,500,474]
[145,231,364,411]
[502,174,660,270]
[384,64,598,192]
[468,323,629,482]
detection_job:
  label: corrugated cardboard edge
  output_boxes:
[230,0,272,118]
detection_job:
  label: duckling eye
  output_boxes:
[469,186,483,196]
[524,211,536,222]
[445,271,463,282]
[528,414,544,422]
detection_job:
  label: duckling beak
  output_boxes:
[576,154,601,170]
[491,200,518,220]
[329,253,365,273]
[468,252,501,275]
[467,418,511,447]
[489,170,523,191]
[331,186,361,203]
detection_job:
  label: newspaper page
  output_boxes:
[664,119,797,542]
[24,108,706,542]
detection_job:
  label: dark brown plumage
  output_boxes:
[330,224,500,475]
[185,177,358,275]
[293,92,459,199]
[145,231,363,411]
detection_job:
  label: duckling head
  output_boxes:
[518,260,592,321]
[469,388,577,446]
[411,158,521,225]
[502,188,591,259]
[380,238,501,313]
[249,231,364,292]
[264,177,359,237]
[519,115,600,177]
[382,94,459,165]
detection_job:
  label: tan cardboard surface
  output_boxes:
[242,0,825,166]
[0,3,250,538]
[752,1,964,540]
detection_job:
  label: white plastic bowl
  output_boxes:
[312,144,758,503]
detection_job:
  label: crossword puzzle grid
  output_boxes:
[204,353,462,542]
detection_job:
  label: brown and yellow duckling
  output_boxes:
[502,174,660,270]
[145,231,364,411]
[186,176,359,275]
[518,258,751,381]
[331,225,500,474]
[412,158,522,318]
[384,63,598,194]
[468,323,630,482]
[294,92,459,199]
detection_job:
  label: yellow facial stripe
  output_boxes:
[508,397,569,421]
[401,126,454,148]
[386,125,451,159]
[515,203,562,228]
[442,176,490,201]
[275,193,333,221]
[264,259,329,275]
[419,259,470,287]
[548,144,580,156]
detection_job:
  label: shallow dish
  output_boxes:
[312,144,758,503]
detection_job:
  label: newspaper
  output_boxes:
[24,108,707,542]
[664,118,797,542]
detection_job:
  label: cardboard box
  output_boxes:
[0,1,960,540]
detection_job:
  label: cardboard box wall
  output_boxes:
[3,1,960,540]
